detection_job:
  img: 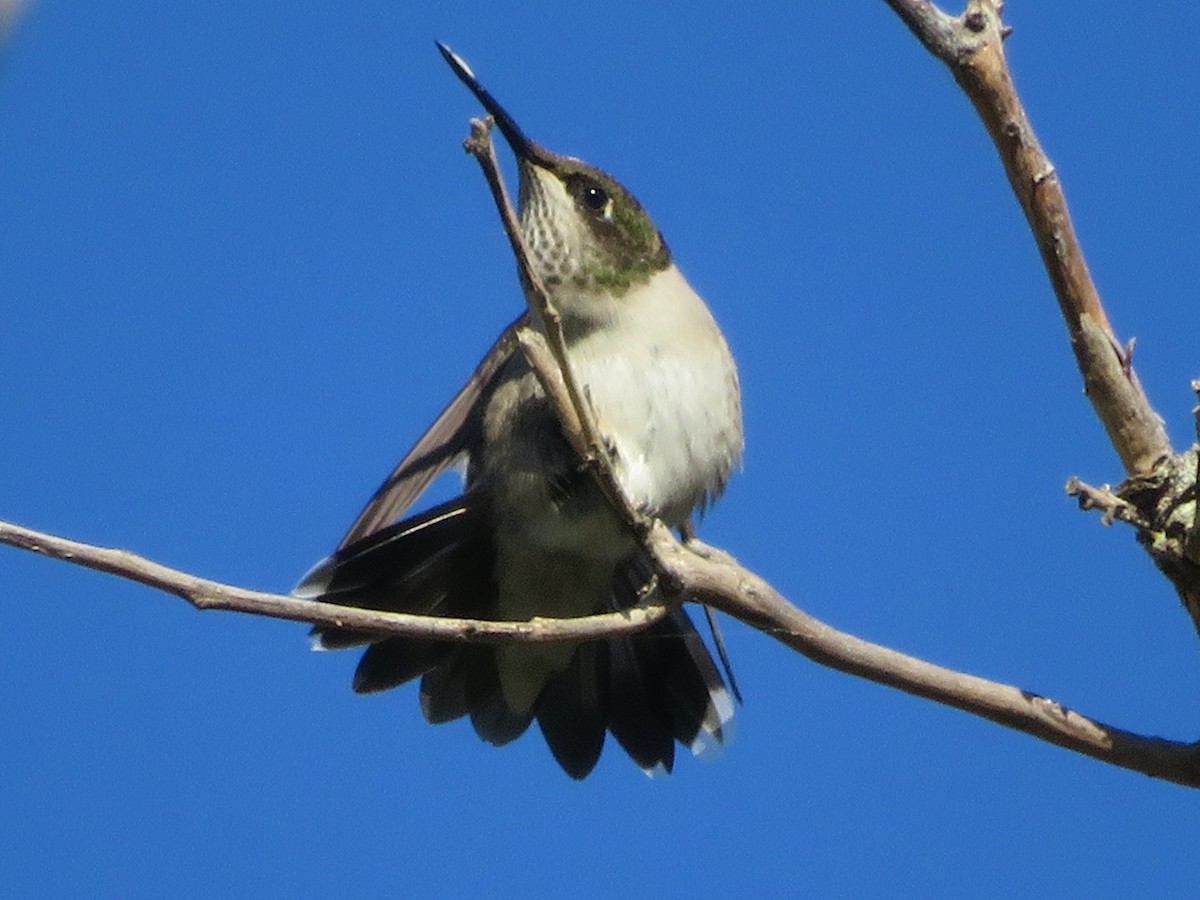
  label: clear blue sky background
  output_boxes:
[3,3,1199,897]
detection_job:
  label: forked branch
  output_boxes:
[888,1,1200,630]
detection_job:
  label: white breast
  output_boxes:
[567,264,743,525]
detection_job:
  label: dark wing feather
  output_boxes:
[300,496,484,602]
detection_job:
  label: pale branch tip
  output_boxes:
[1065,477,1153,530]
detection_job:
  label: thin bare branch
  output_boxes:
[0,518,668,643]
[4,512,1198,786]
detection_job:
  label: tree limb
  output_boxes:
[649,525,1200,788]
[886,2,1200,634]
[4,512,1199,785]
[887,0,1171,478]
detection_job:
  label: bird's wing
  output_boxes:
[335,312,526,550]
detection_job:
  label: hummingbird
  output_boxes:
[295,43,744,779]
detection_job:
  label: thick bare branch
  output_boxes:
[648,526,1200,787]
[885,0,1171,477]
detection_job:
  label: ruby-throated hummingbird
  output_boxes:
[295,43,744,779]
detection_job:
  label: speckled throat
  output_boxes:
[517,160,671,299]
[518,163,582,289]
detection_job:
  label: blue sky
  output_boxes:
[3,2,1199,897]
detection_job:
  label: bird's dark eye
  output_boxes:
[582,184,608,211]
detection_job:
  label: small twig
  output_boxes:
[461,117,646,534]
[514,330,586,460]
[461,121,601,463]
[1065,476,1154,530]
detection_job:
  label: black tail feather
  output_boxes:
[652,611,731,750]
[419,650,470,724]
[702,603,744,705]
[607,632,676,774]
[353,637,450,694]
[536,643,608,779]
[464,647,534,746]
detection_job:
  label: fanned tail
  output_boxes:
[298,509,736,778]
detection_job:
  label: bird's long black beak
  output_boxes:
[436,41,556,168]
